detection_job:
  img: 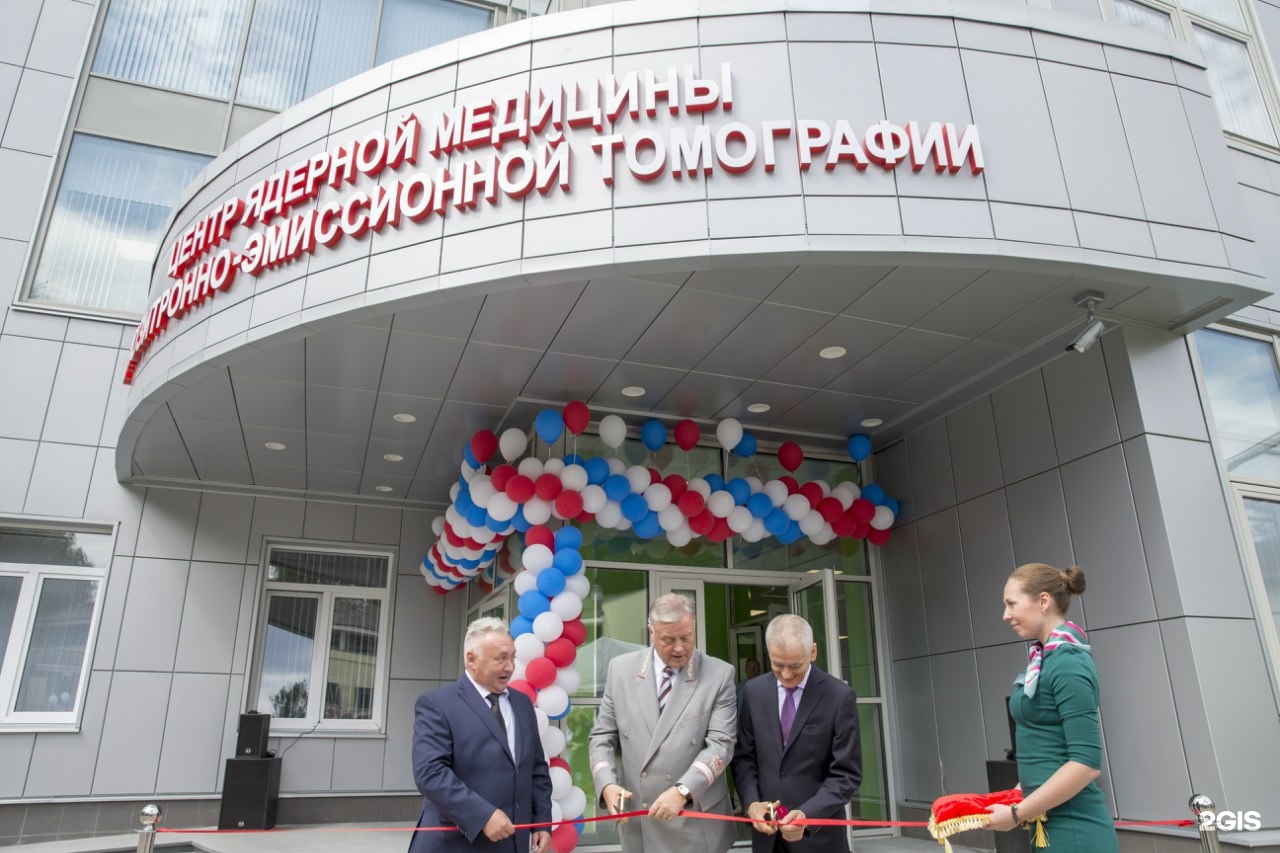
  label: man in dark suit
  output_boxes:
[410,617,552,853]
[732,615,861,853]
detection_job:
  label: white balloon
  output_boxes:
[688,478,711,499]
[541,724,566,756]
[715,418,743,451]
[524,498,552,526]
[581,484,608,514]
[763,480,788,508]
[707,491,735,518]
[552,800,564,827]
[517,457,544,478]
[658,504,686,532]
[449,483,460,503]
[460,461,479,481]
[615,516,632,531]
[644,482,672,511]
[500,428,529,462]
[513,571,538,595]
[562,464,588,492]
[596,502,622,529]
[515,633,546,662]
[560,787,587,822]
[813,479,831,497]
[599,414,627,449]
[533,611,565,642]
[523,544,554,573]
[470,525,496,544]
[512,659,526,681]
[743,519,765,542]
[550,590,583,621]
[543,458,565,476]
[487,493,517,522]
[744,476,763,494]
[554,664,582,694]
[800,510,825,537]
[666,525,692,547]
[431,516,445,536]
[469,478,496,509]
[728,506,754,533]
[783,493,811,521]
[550,766,573,799]
[537,686,570,718]
[625,465,651,494]
[565,573,590,598]
[536,707,550,737]
[871,504,896,530]
[606,457,627,476]
[832,482,857,509]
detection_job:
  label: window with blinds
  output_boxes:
[251,543,394,731]
[0,524,113,729]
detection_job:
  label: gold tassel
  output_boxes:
[942,839,953,853]
[1032,816,1049,848]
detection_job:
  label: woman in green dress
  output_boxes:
[986,563,1119,853]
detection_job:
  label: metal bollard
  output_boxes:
[1189,794,1222,853]
[136,804,162,853]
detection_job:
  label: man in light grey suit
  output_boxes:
[589,593,737,853]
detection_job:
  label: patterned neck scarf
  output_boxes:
[1017,621,1090,698]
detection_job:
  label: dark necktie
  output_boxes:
[487,692,507,734]
[658,666,675,713]
[780,686,798,745]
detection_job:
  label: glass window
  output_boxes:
[28,135,210,315]
[569,568,647,699]
[1192,26,1279,145]
[251,544,393,731]
[1241,497,1280,658]
[92,0,252,99]
[1196,329,1280,479]
[1182,0,1245,29]
[237,0,378,111]
[1113,0,1176,35]
[0,524,113,728]
[374,0,492,66]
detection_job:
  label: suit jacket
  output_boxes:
[589,648,738,853]
[731,667,861,853]
[409,677,552,853]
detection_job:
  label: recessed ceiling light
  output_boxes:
[375,485,394,492]
[264,441,287,451]
[393,413,416,423]
[819,346,847,359]
[621,386,646,397]
[860,417,883,428]
[747,403,771,413]
[383,453,404,462]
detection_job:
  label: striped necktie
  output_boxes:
[658,666,675,713]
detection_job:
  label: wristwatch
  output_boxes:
[675,783,692,804]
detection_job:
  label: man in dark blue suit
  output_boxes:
[731,615,861,853]
[410,617,552,853]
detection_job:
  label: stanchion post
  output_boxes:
[1189,794,1222,853]
[136,804,162,853]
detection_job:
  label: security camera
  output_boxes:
[1065,291,1105,354]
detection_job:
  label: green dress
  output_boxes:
[1009,645,1119,853]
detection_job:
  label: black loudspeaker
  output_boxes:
[219,757,281,830]
[986,760,1030,853]
[235,711,271,758]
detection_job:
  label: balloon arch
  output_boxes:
[419,402,898,853]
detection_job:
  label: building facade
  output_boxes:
[2,0,1280,848]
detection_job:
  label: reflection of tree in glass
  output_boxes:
[271,680,308,718]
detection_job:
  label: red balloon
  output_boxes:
[561,618,587,646]
[470,430,498,463]
[648,467,662,485]
[778,441,804,472]
[663,474,687,500]
[708,517,732,542]
[677,490,706,517]
[799,482,824,509]
[868,527,892,546]
[689,509,715,535]
[563,400,591,436]
[832,513,857,537]
[574,510,595,524]
[550,823,577,853]
[526,526,554,549]
[525,657,556,689]
[554,490,583,519]
[674,419,701,451]
[549,756,571,772]
[445,525,465,548]
[545,638,577,667]
[853,522,871,540]
[779,475,800,494]
[508,679,537,701]
[506,474,535,503]
[478,576,494,594]
[490,464,517,492]
[433,585,449,596]
[851,498,876,524]
[817,496,844,523]
[535,473,563,501]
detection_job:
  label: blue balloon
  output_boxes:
[535,409,565,445]
[563,453,586,467]
[555,526,584,552]
[573,817,585,836]
[883,496,900,515]
[732,431,758,457]
[862,483,886,505]
[518,590,549,618]
[510,615,534,637]
[455,488,475,514]
[779,523,803,544]
[458,555,480,570]
[485,513,508,533]
[633,511,662,539]
[584,457,610,485]
[549,703,571,720]
[554,547,584,575]
[747,492,773,519]
[511,505,530,532]
[465,503,487,527]
[463,445,479,468]
[726,477,751,505]
[847,433,873,462]
[537,569,566,597]
[765,507,790,536]
[704,473,726,492]
[622,493,649,522]
[604,474,632,502]
[641,419,667,452]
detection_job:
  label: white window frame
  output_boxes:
[0,521,114,732]
[248,540,395,735]
[1105,0,1280,151]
